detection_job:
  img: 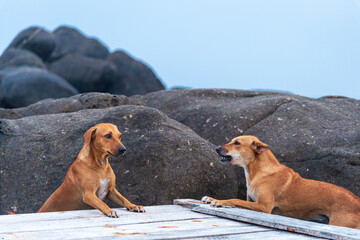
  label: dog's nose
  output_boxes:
[216,147,222,154]
[119,147,127,154]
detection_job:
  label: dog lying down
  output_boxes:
[202,136,360,229]
[38,123,145,217]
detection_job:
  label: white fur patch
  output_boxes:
[247,187,257,202]
[243,166,257,201]
[97,178,110,200]
[243,166,250,189]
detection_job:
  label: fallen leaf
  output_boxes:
[114,232,146,235]
[103,225,117,228]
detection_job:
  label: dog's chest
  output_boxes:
[244,167,258,202]
[247,187,258,202]
[97,178,110,200]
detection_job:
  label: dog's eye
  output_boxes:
[104,134,112,139]
[234,141,240,145]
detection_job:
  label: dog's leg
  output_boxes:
[202,194,274,214]
[329,213,359,229]
[211,198,273,213]
[107,188,145,213]
[83,191,118,218]
[202,195,255,204]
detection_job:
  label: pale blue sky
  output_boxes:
[0,0,359,99]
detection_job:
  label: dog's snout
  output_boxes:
[119,147,127,154]
[216,147,222,154]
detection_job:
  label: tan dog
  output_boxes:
[38,123,145,217]
[202,136,360,229]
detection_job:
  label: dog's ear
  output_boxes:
[251,140,271,154]
[83,127,97,146]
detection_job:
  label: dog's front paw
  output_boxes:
[108,210,119,218]
[201,196,216,204]
[210,200,224,208]
[127,205,146,213]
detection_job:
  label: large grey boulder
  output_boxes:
[0,48,46,70]
[6,27,56,61]
[0,92,144,119]
[0,67,78,108]
[49,54,116,92]
[0,105,238,214]
[48,50,165,96]
[135,89,293,145]
[47,26,109,62]
[135,89,360,198]
[105,51,165,96]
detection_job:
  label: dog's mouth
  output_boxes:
[108,150,126,157]
[219,154,232,164]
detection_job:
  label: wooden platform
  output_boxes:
[0,200,358,239]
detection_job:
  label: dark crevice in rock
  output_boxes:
[243,99,293,133]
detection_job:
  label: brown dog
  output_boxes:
[38,123,145,217]
[202,136,360,229]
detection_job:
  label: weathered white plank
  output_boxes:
[187,230,321,240]
[100,226,317,240]
[0,203,324,240]
[0,218,315,240]
[174,199,360,240]
[0,211,214,233]
[0,206,218,234]
[174,198,202,208]
[0,205,188,224]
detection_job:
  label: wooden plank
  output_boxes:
[0,218,316,240]
[187,230,321,240]
[174,199,360,240]
[0,206,218,234]
[173,198,202,208]
[101,226,317,240]
[0,205,188,224]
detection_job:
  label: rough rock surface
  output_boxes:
[135,89,360,198]
[106,51,165,96]
[0,92,144,119]
[0,48,46,70]
[49,54,116,92]
[47,26,109,61]
[0,105,238,214]
[6,27,56,61]
[0,67,78,108]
